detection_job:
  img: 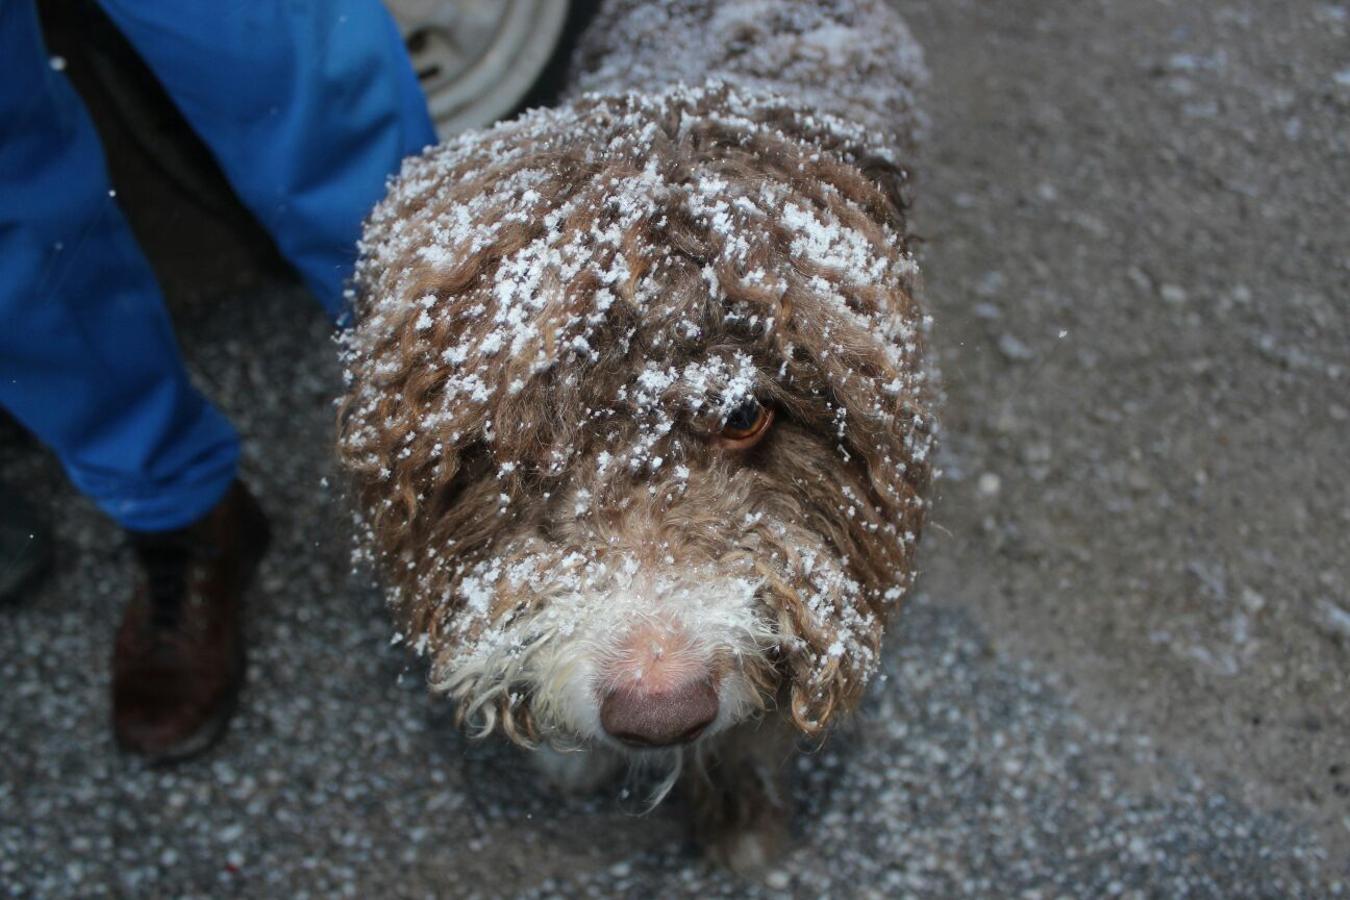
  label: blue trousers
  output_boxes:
[0,0,434,531]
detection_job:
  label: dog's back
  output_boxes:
[567,0,927,158]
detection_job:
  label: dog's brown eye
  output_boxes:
[716,398,773,449]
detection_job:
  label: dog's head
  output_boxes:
[340,84,934,753]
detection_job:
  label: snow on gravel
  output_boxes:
[0,294,1334,896]
[2,0,1348,893]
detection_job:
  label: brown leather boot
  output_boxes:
[112,481,269,762]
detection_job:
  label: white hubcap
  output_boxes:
[387,0,571,138]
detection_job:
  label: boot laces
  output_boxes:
[134,536,195,630]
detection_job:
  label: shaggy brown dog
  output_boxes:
[339,0,934,875]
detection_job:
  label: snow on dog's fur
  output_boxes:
[339,0,934,874]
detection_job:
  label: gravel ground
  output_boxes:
[3,0,1348,895]
[901,0,1349,871]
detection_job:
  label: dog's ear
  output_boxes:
[857,155,912,229]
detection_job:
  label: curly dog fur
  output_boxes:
[339,0,934,874]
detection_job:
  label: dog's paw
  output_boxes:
[531,745,622,794]
[706,817,790,880]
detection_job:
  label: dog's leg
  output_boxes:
[532,744,624,795]
[684,717,796,878]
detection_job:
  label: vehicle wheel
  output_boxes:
[387,0,572,138]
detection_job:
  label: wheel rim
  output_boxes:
[388,0,570,138]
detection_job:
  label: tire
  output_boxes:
[387,0,573,138]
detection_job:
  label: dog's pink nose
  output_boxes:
[600,679,719,748]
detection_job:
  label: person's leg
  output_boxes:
[0,0,239,533]
[0,0,264,761]
[0,481,52,604]
[95,0,436,322]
